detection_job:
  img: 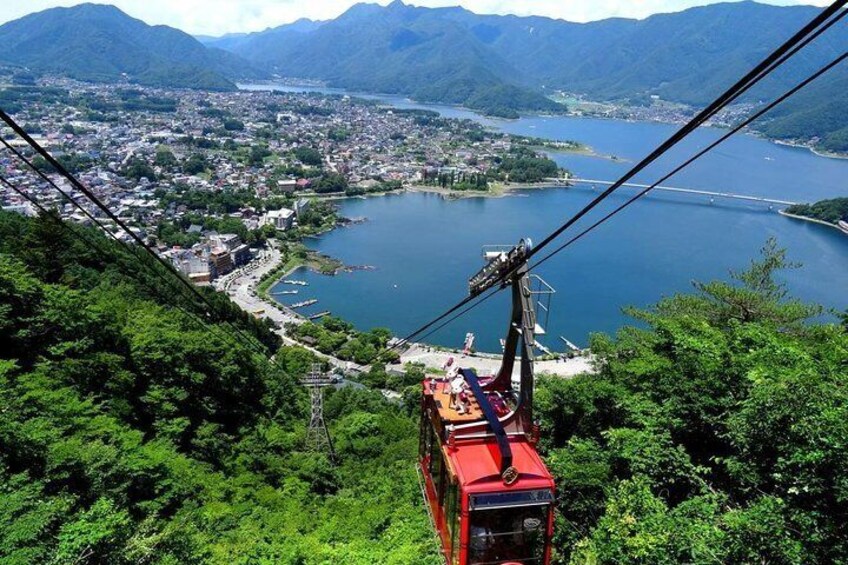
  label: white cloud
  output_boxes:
[0,0,832,36]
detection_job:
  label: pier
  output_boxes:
[291,299,318,309]
[309,311,331,320]
[550,178,799,207]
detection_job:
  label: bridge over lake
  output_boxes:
[549,177,799,207]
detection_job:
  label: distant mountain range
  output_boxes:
[1,1,846,150]
[202,0,847,146]
[0,3,266,91]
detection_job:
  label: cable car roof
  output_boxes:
[446,436,553,492]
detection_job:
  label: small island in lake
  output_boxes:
[783,198,848,235]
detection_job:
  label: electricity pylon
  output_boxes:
[301,364,336,462]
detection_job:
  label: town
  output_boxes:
[1,74,569,288]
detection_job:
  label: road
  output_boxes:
[400,343,594,378]
[221,244,590,379]
[220,242,367,373]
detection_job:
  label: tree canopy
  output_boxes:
[0,211,437,564]
[536,240,847,563]
[1,210,845,564]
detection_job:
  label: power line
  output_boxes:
[411,48,848,345]
[0,112,272,358]
[521,0,847,267]
[392,0,846,348]
[410,288,500,347]
[0,169,281,367]
[528,49,848,274]
[0,133,274,360]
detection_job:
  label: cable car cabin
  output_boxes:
[419,372,554,565]
[417,239,556,565]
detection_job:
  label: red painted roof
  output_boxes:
[447,436,553,493]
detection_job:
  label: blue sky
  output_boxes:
[1,0,831,36]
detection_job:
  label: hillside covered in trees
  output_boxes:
[0,210,437,564]
[786,197,848,226]
[0,4,265,91]
[1,210,845,564]
[537,241,848,563]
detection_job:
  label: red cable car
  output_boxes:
[418,239,556,565]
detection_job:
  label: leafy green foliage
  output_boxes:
[494,147,559,183]
[154,146,178,168]
[294,146,323,167]
[312,173,348,194]
[222,118,245,132]
[287,317,398,365]
[538,240,848,563]
[182,154,210,176]
[0,210,437,563]
[123,158,157,182]
[32,153,95,175]
[786,197,848,225]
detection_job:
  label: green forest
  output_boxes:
[0,211,438,564]
[538,240,847,563]
[1,210,846,564]
[786,197,848,225]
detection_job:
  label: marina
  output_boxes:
[309,311,332,320]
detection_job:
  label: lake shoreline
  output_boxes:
[779,210,848,236]
[772,139,848,161]
[240,81,848,164]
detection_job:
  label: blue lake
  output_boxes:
[258,85,848,352]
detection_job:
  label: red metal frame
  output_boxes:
[419,382,555,565]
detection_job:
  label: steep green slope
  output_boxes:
[0,210,437,563]
[0,4,266,91]
[756,73,848,153]
[538,241,848,562]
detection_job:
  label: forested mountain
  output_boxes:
[538,241,848,563]
[0,210,438,562]
[2,211,846,562]
[2,1,846,139]
[0,4,266,91]
[213,0,848,145]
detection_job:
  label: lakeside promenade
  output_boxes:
[223,244,594,378]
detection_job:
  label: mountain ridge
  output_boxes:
[0,3,267,91]
[205,0,847,146]
[1,1,846,148]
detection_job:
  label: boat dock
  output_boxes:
[291,299,318,309]
[309,311,331,320]
[281,279,309,286]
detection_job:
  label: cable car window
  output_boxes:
[446,481,459,558]
[470,489,554,510]
[468,504,549,565]
[429,437,443,499]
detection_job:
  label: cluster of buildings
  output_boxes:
[162,232,252,285]
[0,75,535,278]
[556,91,757,128]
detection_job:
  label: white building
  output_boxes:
[263,208,295,231]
